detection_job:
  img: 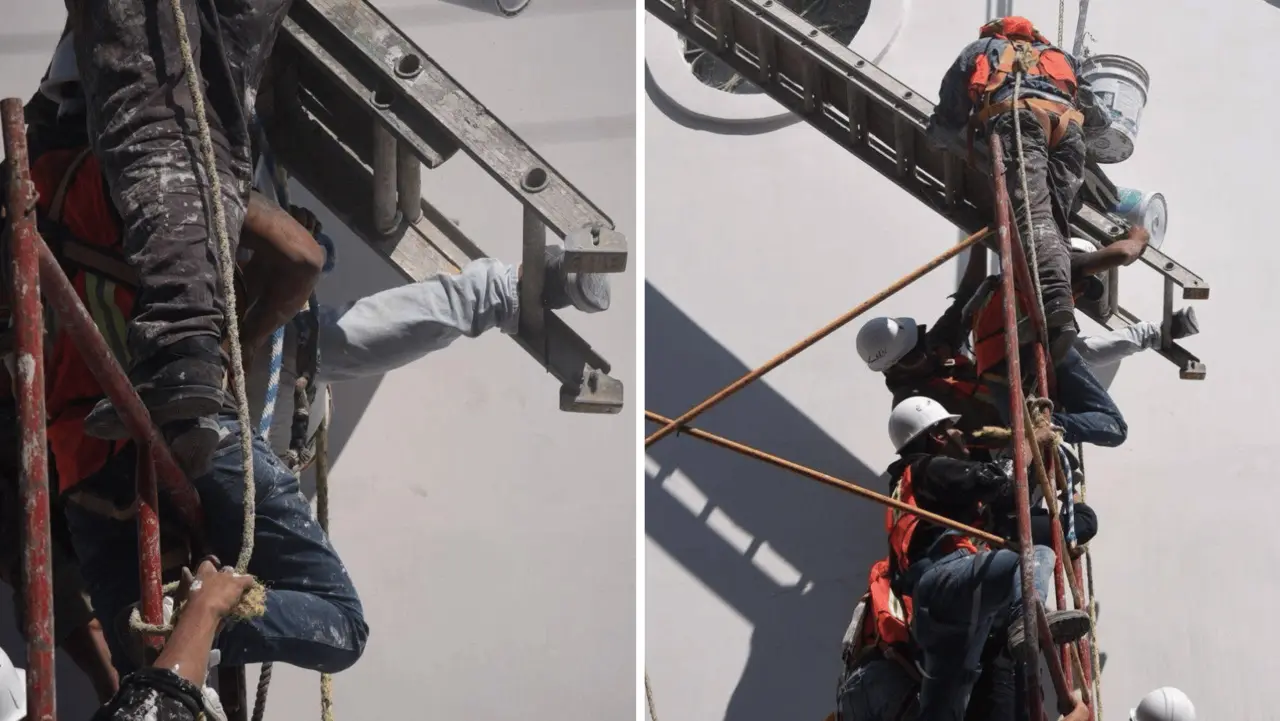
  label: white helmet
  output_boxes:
[0,646,25,721]
[857,317,919,372]
[1069,237,1096,254]
[1131,687,1195,721]
[888,396,960,452]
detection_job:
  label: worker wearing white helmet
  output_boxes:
[1131,687,1196,721]
[883,397,1090,721]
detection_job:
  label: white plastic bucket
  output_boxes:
[1080,54,1151,164]
[1111,186,1167,250]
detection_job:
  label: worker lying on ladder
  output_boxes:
[1,140,369,678]
[855,229,1157,450]
[841,397,1091,721]
[929,16,1110,367]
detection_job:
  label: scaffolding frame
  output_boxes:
[2,98,211,720]
[645,134,1098,721]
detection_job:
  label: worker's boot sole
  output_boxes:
[1170,306,1199,340]
[541,244,611,314]
[1007,608,1092,659]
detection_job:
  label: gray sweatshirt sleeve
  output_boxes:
[315,258,520,383]
[1073,321,1160,368]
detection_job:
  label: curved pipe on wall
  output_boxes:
[646,0,911,131]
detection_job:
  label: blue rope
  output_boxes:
[1059,445,1077,545]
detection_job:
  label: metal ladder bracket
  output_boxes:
[1102,304,1206,380]
[650,0,1209,377]
[564,226,629,274]
[560,364,625,414]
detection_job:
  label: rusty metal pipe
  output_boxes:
[2,96,56,721]
[136,442,165,650]
[645,410,1007,547]
[990,136,1046,721]
[646,227,992,447]
[32,234,205,544]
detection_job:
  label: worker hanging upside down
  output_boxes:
[63,0,293,479]
[881,397,1090,721]
[930,16,1111,366]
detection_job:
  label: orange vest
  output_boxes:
[969,283,1035,377]
[30,148,134,493]
[886,465,980,575]
[858,557,913,654]
[967,17,1078,106]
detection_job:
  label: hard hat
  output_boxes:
[38,32,79,105]
[888,396,960,452]
[1131,687,1195,721]
[0,646,25,721]
[857,317,919,372]
[1069,238,1096,253]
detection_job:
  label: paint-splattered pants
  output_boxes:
[990,110,1087,324]
[65,0,292,362]
[65,415,368,675]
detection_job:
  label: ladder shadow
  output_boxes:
[646,283,888,721]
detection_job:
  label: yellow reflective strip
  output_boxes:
[99,278,132,367]
[83,274,130,367]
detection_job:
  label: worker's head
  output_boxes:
[0,645,25,721]
[889,396,965,458]
[857,317,928,374]
[1069,238,1106,303]
[1131,687,1195,721]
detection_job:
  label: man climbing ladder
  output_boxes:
[930,16,1107,366]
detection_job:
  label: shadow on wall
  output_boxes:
[0,591,99,719]
[645,283,889,721]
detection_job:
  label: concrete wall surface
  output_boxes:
[646,0,1267,719]
[0,0,636,718]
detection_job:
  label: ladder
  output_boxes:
[264,0,630,414]
[647,0,1208,380]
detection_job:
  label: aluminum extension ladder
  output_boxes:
[264,0,630,413]
[647,0,1207,379]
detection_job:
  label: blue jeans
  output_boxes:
[906,545,1055,721]
[65,415,368,675]
[987,348,1127,447]
[838,652,918,721]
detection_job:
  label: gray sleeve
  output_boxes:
[315,258,520,383]
[1073,322,1160,367]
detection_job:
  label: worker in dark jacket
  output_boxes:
[92,559,254,721]
[884,396,1090,721]
[63,0,293,478]
[929,16,1106,365]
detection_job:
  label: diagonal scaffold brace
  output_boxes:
[2,97,210,719]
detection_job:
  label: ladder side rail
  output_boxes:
[3,98,56,721]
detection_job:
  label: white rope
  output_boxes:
[1010,71,1049,346]
[644,671,658,721]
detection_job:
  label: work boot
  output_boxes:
[83,337,226,478]
[1169,307,1199,340]
[1045,305,1079,367]
[1006,608,1092,658]
[541,244,610,313]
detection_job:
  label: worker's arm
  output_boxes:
[927,247,990,353]
[1070,227,1149,279]
[910,456,1011,506]
[237,192,325,361]
[315,257,519,383]
[932,39,990,132]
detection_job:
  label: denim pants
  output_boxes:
[986,348,1127,448]
[838,651,919,721]
[65,415,368,675]
[906,545,1055,721]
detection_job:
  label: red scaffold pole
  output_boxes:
[2,97,55,721]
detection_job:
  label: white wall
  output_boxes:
[646,0,1268,719]
[0,1,636,719]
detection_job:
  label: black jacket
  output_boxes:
[92,669,210,721]
[886,453,1011,565]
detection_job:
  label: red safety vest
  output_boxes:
[886,464,980,577]
[968,16,1078,106]
[969,282,1035,378]
[30,148,135,493]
